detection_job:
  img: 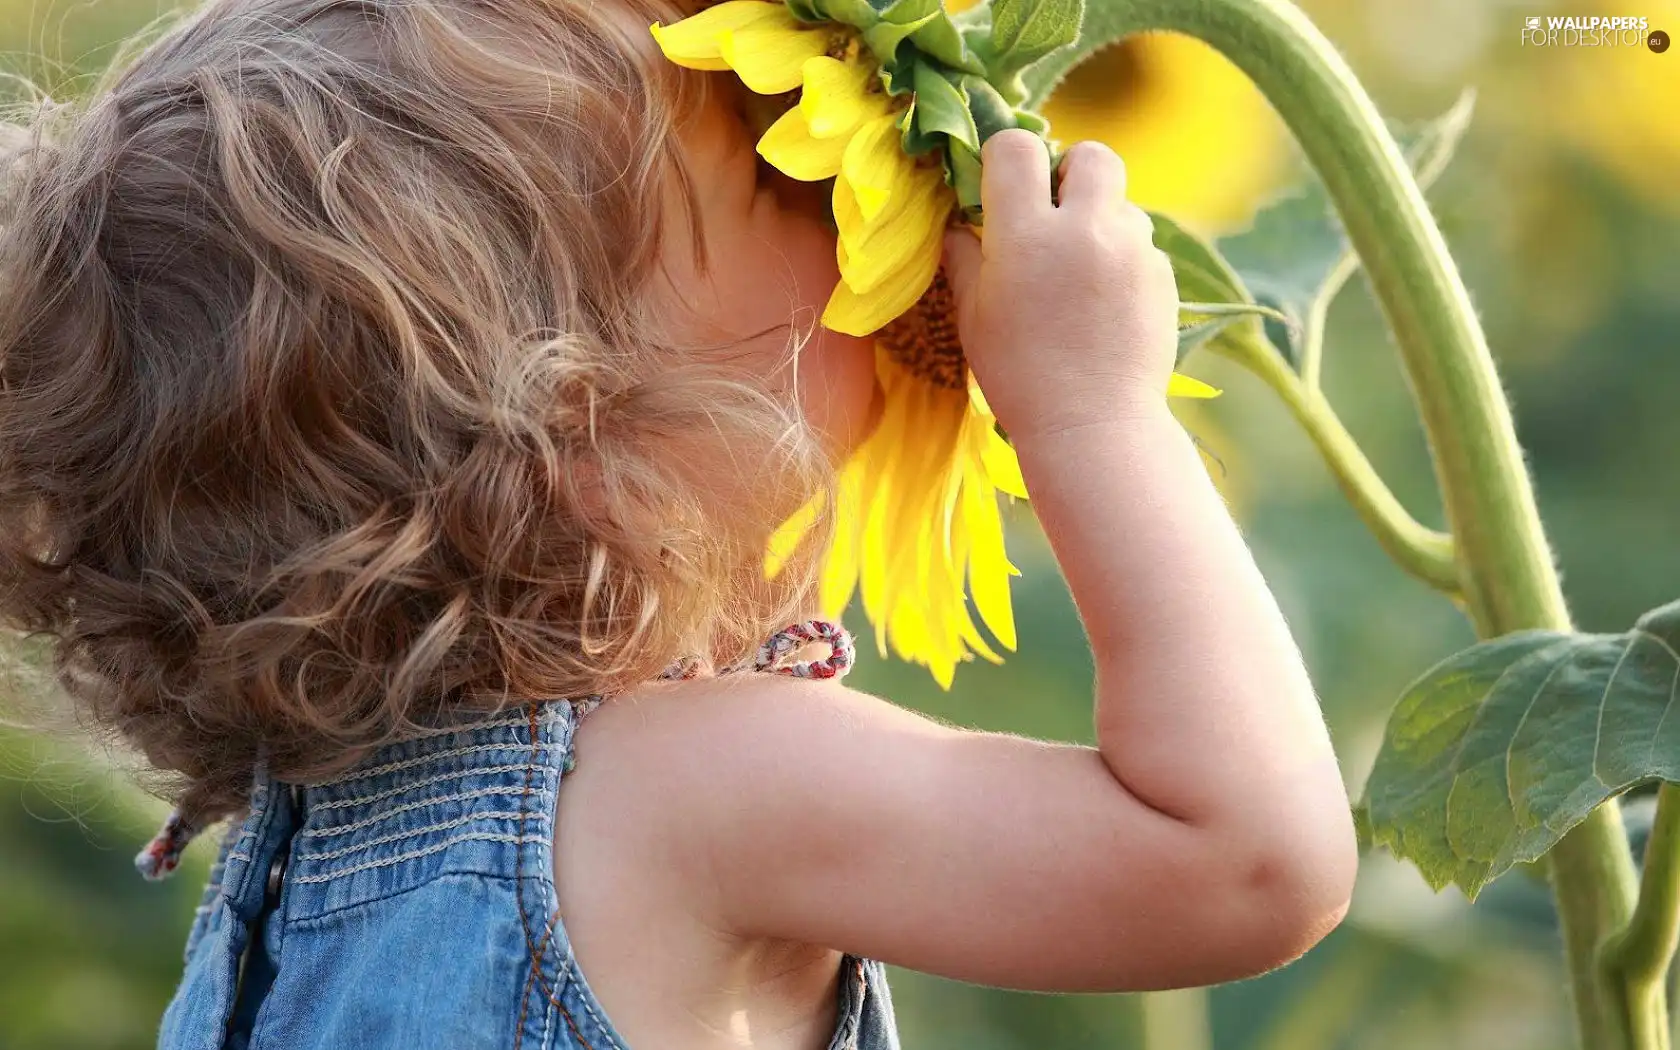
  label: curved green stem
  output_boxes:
[1299,252,1358,391]
[1602,785,1680,1050]
[1216,330,1457,593]
[1039,0,1642,1045]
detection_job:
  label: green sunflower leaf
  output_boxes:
[1151,212,1249,304]
[1214,90,1477,369]
[863,12,942,70]
[878,59,913,97]
[1018,0,1135,108]
[960,20,999,68]
[1146,213,1277,362]
[1175,318,1237,361]
[909,15,988,74]
[951,3,992,34]
[1175,302,1290,363]
[961,75,1020,142]
[1013,109,1050,137]
[989,0,1085,80]
[948,140,984,212]
[1358,598,1680,899]
[905,64,978,153]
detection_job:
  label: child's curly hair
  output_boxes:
[0,0,831,827]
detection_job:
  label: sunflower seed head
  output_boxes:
[878,268,966,390]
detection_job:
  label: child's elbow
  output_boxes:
[1219,818,1360,978]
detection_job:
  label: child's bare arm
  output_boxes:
[571,672,1349,992]
[563,130,1356,993]
[948,132,1358,878]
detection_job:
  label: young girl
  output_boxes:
[0,1,1357,1047]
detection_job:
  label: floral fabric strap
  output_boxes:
[136,621,855,879]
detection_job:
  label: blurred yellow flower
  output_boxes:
[1542,2,1680,212]
[1040,33,1287,234]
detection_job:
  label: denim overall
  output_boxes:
[149,623,901,1050]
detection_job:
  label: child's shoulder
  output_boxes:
[563,671,937,840]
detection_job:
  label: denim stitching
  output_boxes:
[222,777,273,902]
[511,704,600,1050]
[539,967,555,1050]
[296,786,529,840]
[515,909,560,1050]
[324,742,555,785]
[288,832,529,883]
[295,812,536,862]
[311,765,535,811]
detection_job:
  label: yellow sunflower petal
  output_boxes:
[799,57,886,138]
[820,461,866,617]
[808,341,1035,688]
[757,107,847,182]
[857,404,911,656]
[833,169,950,291]
[962,471,1017,652]
[718,22,832,94]
[938,444,1006,665]
[980,427,1028,499]
[648,1,799,71]
[834,177,950,297]
[1168,372,1222,398]
[823,216,944,335]
[839,114,918,222]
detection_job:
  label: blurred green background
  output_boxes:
[2,0,1677,1047]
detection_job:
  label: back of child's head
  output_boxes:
[0,0,829,825]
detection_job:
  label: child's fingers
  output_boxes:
[1056,141,1128,214]
[980,130,1052,232]
[942,226,982,281]
[941,226,983,312]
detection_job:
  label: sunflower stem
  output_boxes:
[1601,783,1680,1050]
[1299,251,1358,391]
[1213,330,1457,593]
[1042,0,1642,1045]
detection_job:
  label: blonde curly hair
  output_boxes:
[0,0,832,827]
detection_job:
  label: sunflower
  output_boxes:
[653,0,1218,685]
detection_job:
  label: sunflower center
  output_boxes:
[878,268,966,390]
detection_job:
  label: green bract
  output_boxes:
[781,0,1083,212]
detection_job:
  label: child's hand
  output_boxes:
[943,130,1178,440]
